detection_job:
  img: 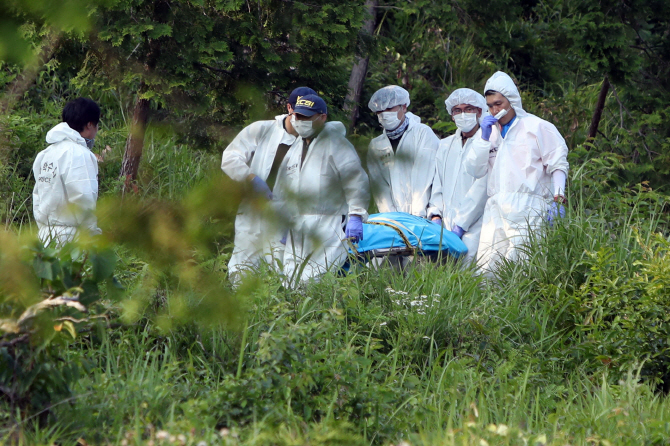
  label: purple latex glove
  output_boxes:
[250,175,273,200]
[345,215,364,243]
[480,115,498,141]
[547,202,565,227]
[431,217,442,226]
[451,224,465,239]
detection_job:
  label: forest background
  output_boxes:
[1,0,670,445]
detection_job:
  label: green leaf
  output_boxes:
[91,249,117,282]
[33,257,53,281]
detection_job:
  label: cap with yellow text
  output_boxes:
[288,87,317,108]
[293,94,327,117]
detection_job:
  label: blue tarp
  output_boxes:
[348,212,468,259]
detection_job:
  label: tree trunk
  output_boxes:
[119,0,167,190]
[343,0,378,130]
[587,75,610,141]
[120,94,150,186]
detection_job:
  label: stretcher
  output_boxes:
[347,212,468,261]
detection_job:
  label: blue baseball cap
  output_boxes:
[293,94,328,116]
[288,87,317,107]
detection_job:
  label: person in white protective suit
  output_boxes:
[33,97,102,247]
[221,87,315,280]
[274,94,370,284]
[464,71,569,274]
[366,86,440,218]
[427,88,489,264]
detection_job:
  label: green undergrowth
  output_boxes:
[2,128,670,444]
[4,173,670,444]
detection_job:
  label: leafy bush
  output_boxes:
[566,233,670,386]
[0,234,118,422]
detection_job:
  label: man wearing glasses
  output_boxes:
[428,89,489,264]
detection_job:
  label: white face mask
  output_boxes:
[453,112,479,133]
[378,111,401,130]
[291,115,318,138]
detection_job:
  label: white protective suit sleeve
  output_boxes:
[464,136,493,179]
[32,184,41,218]
[414,122,441,218]
[536,121,570,175]
[427,165,442,219]
[64,150,100,233]
[221,121,267,182]
[453,175,488,231]
[366,150,394,213]
[336,157,370,221]
[552,170,567,197]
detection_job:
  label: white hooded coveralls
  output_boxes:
[465,72,569,273]
[221,115,296,277]
[428,128,488,263]
[32,122,101,246]
[367,112,440,218]
[275,121,370,284]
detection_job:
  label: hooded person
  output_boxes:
[366,86,440,218]
[221,86,315,281]
[273,95,370,284]
[427,88,489,264]
[33,97,102,247]
[464,71,569,274]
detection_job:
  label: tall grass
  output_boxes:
[2,123,669,445]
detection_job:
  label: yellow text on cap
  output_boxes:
[296,98,315,107]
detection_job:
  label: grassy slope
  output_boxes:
[5,128,670,446]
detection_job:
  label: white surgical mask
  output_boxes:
[453,113,479,133]
[378,111,401,130]
[291,115,318,138]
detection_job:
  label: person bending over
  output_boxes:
[274,95,370,284]
[221,87,315,281]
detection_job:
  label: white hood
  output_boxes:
[406,111,421,124]
[275,114,287,125]
[46,122,87,147]
[324,120,347,137]
[484,72,529,118]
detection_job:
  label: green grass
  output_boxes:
[10,256,670,445]
[3,128,670,445]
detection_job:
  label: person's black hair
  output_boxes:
[484,90,498,97]
[62,97,101,132]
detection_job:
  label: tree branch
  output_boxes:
[0,333,30,348]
